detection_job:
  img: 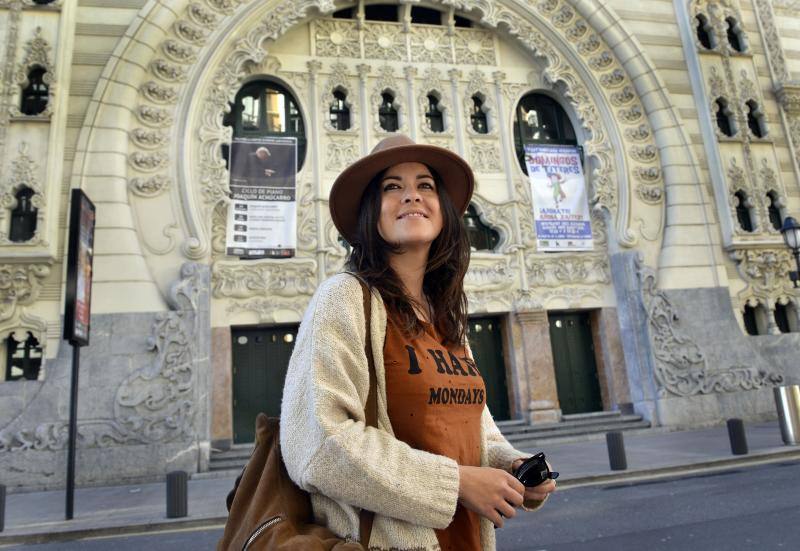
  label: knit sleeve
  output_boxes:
[280,275,460,529]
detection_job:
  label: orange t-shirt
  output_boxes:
[383,313,486,551]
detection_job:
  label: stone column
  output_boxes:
[356,63,371,154]
[211,326,233,450]
[592,307,633,413]
[516,311,561,424]
[448,68,465,157]
[403,66,417,140]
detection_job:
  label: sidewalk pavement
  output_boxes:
[1,421,798,546]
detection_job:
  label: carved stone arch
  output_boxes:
[370,65,407,136]
[73,0,714,296]
[418,67,452,136]
[10,26,55,119]
[463,70,497,137]
[321,62,359,133]
[0,142,46,246]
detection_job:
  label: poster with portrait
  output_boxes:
[226,136,297,258]
[524,143,593,251]
[63,189,96,346]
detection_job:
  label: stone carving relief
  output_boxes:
[0,263,206,451]
[752,0,788,82]
[465,255,515,312]
[326,138,359,170]
[452,28,496,65]
[364,22,406,61]
[0,142,46,245]
[526,253,610,288]
[129,175,171,198]
[469,195,517,253]
[212,258,317,299]
[469,141,501,172]
[10,26,55,118]
[636,255,783,397]
[314,19,360,59]
[410,26,451,64]
[0,263,49,322]
[731,248,799,307]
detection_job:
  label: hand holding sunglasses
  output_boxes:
[513,452,559,488]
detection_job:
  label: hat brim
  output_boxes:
[330,144,475,244]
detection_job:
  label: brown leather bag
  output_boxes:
[217,281,377,551]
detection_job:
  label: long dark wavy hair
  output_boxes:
[345,167,471,347]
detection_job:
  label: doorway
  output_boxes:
[548,311,602,415]
[231,325,298,443]
[467,316,510,421]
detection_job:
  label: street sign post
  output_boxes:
[62,189,96,520]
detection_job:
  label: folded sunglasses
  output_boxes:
[513,452,559,487]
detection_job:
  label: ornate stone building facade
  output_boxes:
[0,0,798,488]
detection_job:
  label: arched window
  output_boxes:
[742,303,768,335]
[425,93,444,133]
[696,14,714,49]
[9,187,37,242]
[329,89,351,131]
[463,204,500,251]
[224,80,306,170]
[5,331,42,381]
[734,190,754,232]
[411,6,442,25]
[767,191,782,231]
[470,95,488,134]
[20,67,49,116]
[726,17,746,53]
[715,98,736,137]
[513,93,577,174]
[774,302,798,333]
[745,100,766,138]
[379,91,399,132]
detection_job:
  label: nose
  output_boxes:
[402,186,422,203]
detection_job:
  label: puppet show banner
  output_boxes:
[524,143,593,252]
[226,136,297,258]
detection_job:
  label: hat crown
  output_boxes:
[370,134,415,154]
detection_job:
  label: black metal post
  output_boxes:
[792,250,800,288]
[66,343,80,520]
[0,484,6,532]
[166,471,188,518]
[606,431,628,470]
[727,418,748,455]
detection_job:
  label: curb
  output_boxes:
[2,449,799,546]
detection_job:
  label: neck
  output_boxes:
[387,246,429,305]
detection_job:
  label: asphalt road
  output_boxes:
[5,462,799,550]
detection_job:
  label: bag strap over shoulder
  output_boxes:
[356,277,376,549]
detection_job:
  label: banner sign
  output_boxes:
[226,136,297,258]
[63,189,96,346]
[524,143,593,251]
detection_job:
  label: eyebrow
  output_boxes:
[381,173,434,182]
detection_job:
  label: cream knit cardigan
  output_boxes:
[280,273,544,551]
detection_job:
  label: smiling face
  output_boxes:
[376,162,443,251]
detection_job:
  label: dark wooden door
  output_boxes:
[232,325,298,443]
[467,316,510,421]
[548,312,602,415]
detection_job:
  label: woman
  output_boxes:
[281,135,556,550]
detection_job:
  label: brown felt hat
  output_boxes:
[329,135,475,244]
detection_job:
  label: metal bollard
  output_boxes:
[727,418,748,455]
[166,471,188,518]
[606,431,627,471]
[0,484,5,532]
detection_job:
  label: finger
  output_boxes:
[497,500,516,519]
[504,472,526,495]
[504,487,524,507]
[489,510,504,529]
[525,489,550,501]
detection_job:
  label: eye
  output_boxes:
[419,180,435,190]
[382,182,400,191]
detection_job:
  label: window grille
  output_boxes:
[425,94,444,133]
[379,92,399,132]
[695,14,714,49]
[513,93,578,174]
[329,89,351,131]
[767,191,782,231]
[224,80,306,169]
[471,95,488,134]
[5,331,42,381]
[715,98,735,137]
[9,187,37,242]
[734,190,754,232]
[463,204,500,251]
[20,67,49,116]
